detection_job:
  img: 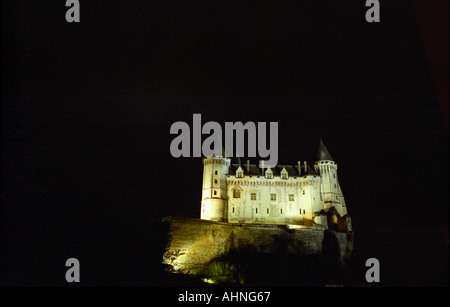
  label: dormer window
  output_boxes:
[236,166,244,178]
[265,168,273,179]
[281,168,288,179]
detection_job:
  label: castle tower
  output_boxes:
[200,155,231,222]
[299,165,322,222]
[314,140,343,214]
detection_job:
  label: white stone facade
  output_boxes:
[200,141,348,228]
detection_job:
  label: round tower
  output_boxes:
[200,155,230,221]
[314,139,342,213]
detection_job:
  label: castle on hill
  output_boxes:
[200,140,352,231]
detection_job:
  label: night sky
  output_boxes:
[1,1,448,286]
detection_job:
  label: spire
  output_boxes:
[234,155,242,165]
[234,150,242,165]
[317,139,334,161]
[221,145,226,158]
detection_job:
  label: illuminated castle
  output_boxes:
[200,140,351,231]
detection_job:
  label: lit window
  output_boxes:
[271,193,276,201]
[281,168,288,179]
[289,194,294,201]
[236,167,244,178]
[251,193,256,200]
[233,190,241,198]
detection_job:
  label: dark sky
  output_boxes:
[1,0,448,286]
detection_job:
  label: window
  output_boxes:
[232,207,235,213]
[280,209,283,214]
[299,208,302,215]
[215,170,218,175]
[266,169,273,179]
[267,208,269,214]
[214,179,218,184]
[236,166,243,178]
[255,208,258,214]
[334,184,337,188]
[233,190,241,198]
[303,209,305,214]
[271,193,276,201]
[251,193,257,200]
[281,168,288,179]
[303,190,305,195]
[289,194,294,201]
[214,190,217,196]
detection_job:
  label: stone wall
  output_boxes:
[162,217,352,276]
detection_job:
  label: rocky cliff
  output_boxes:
[162,217,353,284]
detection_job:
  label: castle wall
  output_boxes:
[162,217,350,275]
[226,175,321,225]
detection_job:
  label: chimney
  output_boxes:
[247,160,250,174]
[304,161,307,173]
[297,161,301,175]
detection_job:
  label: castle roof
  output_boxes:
[277,165,300,176]
[229,163,261,175]
[317,139,334,161]
[229,163,303,176]
[301,166,319,177]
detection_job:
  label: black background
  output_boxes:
[1,0,448,287]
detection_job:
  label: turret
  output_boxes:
[200,155,231,221]
[314,139,345,215]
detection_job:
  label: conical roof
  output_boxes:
[317,139,334,161]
